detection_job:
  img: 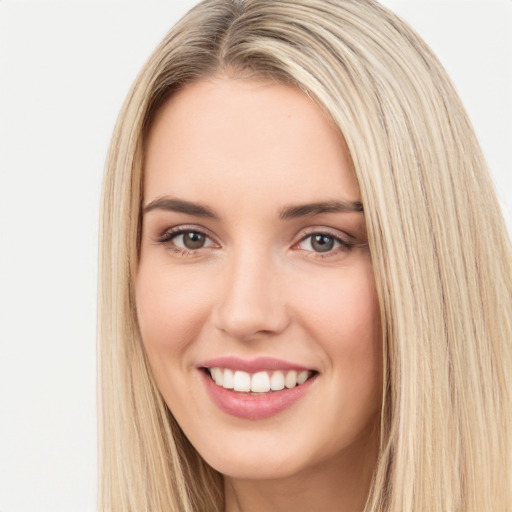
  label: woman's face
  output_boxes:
[136,77,382,481]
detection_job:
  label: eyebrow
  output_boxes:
[142,196,364,220]
[143,197,220,219]
[279,200,364,219]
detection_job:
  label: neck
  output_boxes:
[223,426,378,512]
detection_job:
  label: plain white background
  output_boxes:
[0,1,510,511]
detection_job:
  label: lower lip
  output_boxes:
[201,370,317,420]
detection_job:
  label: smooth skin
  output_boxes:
[136,77,383,512]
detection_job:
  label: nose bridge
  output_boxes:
[214,243,288,340]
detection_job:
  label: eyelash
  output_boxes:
[156,226,218,256]
[296,229,354,257]
[156,226,354,258]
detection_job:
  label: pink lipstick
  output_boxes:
[199,357,318,419]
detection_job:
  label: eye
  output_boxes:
[176,231,210,249]
[297,231,352,254]
[158,228,217,253]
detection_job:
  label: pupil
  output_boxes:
[312,234,334,253]
[183,232,205,249]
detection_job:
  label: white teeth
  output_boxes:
[211,367,223,386]
[285,370,297,389]
[297,370,309,385]
[233,371,251,392]
[251,371,271,392]
[270,371,285,391]
[222,369,234,389]
[208,368,313,393]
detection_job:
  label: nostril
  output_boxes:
[212,268,290,340]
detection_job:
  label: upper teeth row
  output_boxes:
[208,368,311,393]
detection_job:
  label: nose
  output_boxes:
[213,247,290,341]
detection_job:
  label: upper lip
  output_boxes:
[199,356,315,373]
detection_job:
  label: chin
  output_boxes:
[206,453,304,481]
[192,431,324,481]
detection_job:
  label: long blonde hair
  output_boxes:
[98,1,512,510]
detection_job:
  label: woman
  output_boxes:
[98,0,512,510]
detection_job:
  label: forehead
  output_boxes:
[143,77,360,209]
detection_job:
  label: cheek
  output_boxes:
[294,261,382,388]
[135,260,212,365]
[297,262,379,339]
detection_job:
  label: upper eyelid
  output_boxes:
[294,231,352,252]
[153,224,354,248]
[157,225,217,241]
[295,226,353,242]
[298,232,345,244]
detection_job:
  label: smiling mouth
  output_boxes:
[204,367,317,394]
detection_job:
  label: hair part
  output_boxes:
[98,1,512,510]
